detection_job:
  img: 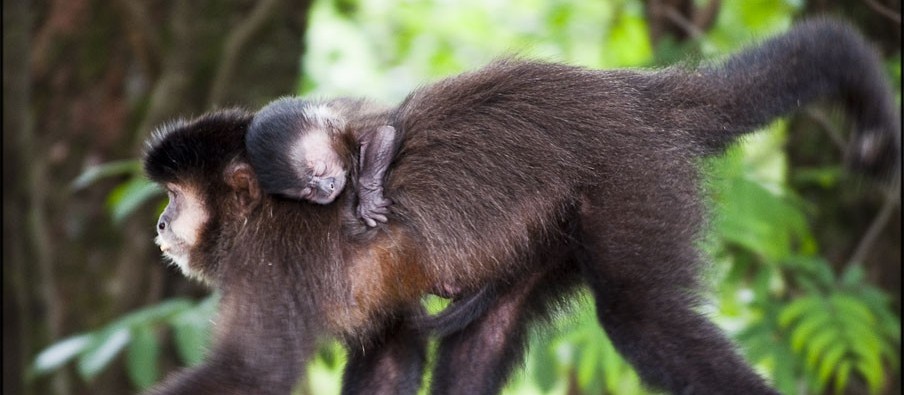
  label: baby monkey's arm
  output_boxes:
[356,125,398,227]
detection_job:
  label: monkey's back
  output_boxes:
[384,60,694,285]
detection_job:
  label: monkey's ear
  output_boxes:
[225,162,261,212]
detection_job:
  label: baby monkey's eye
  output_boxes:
[311,161,326,177]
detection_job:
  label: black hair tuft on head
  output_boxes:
[143,108,254,184]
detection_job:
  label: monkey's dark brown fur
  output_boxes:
[143,20,899,395]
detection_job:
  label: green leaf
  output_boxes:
[316,342,341,370]
[110,299,194,330]
[839,265,865,287]
[77,327,131,381]
[605,13,652,67]
[169,304,214,366]
[739,333,769,363]
[772,345,800,395]
[791,165,843,188]
[844,320,882,357]
[816,343,847,392]
[421,294,451,315]
[833,360,852,395]
[855,358,883,395]
[106,177,163,225]
[778,296,821,327]
[71,160,141,191]
[600,335,626,394]
[860,289,901,345]
[575,335,600,389]
[829,294,875,325]
[785,255,835,288]
[789,313,831,352]
[531,342,558,392]
[172,321,209,366]
[127,325,159,390]
[805,328,840,371]
[709,126,817,262]
[31,333,95,377]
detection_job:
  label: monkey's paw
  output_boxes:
[357,191,392,227]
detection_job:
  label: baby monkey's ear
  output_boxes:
[225,162,262,213]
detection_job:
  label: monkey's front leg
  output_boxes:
[356,125,398,227]
[144,291,310,395]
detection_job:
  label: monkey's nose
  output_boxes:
[321,177,336,191]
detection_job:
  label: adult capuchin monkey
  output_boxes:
[143,19,899,395]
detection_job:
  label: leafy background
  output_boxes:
[4,0,900,394]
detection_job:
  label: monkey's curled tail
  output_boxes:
[411,286,498,337]
[690,18,900,178]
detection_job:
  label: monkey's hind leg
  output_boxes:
[340,306,427,395]
[577,179,779,395]
[430,260,580,395]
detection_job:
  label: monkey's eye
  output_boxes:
[312,161,326,177]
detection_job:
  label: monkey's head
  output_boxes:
[142,109,355,318]
[143,109,261,282]
[246,97,350,204]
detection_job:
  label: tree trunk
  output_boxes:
[3,1,313,394]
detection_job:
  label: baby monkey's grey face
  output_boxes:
[284,129,347,204]
[155,184,208,278]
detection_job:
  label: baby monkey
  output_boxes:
[246,97,398,227]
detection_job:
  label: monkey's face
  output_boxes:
[155,183,209,277]
[284,130,348,204]
[294,159,347,204]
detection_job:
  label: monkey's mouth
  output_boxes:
[158,241,172,253]
[158,244,185,260]
[156,237,179,254]
[323,185,343,203]
[307,176,344,204]
[155,236,192,275]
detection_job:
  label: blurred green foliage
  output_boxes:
[31,296,217,390]
[38,0,900,394]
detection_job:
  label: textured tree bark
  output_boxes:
[3,1,313,394]
[642,0,720,45]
